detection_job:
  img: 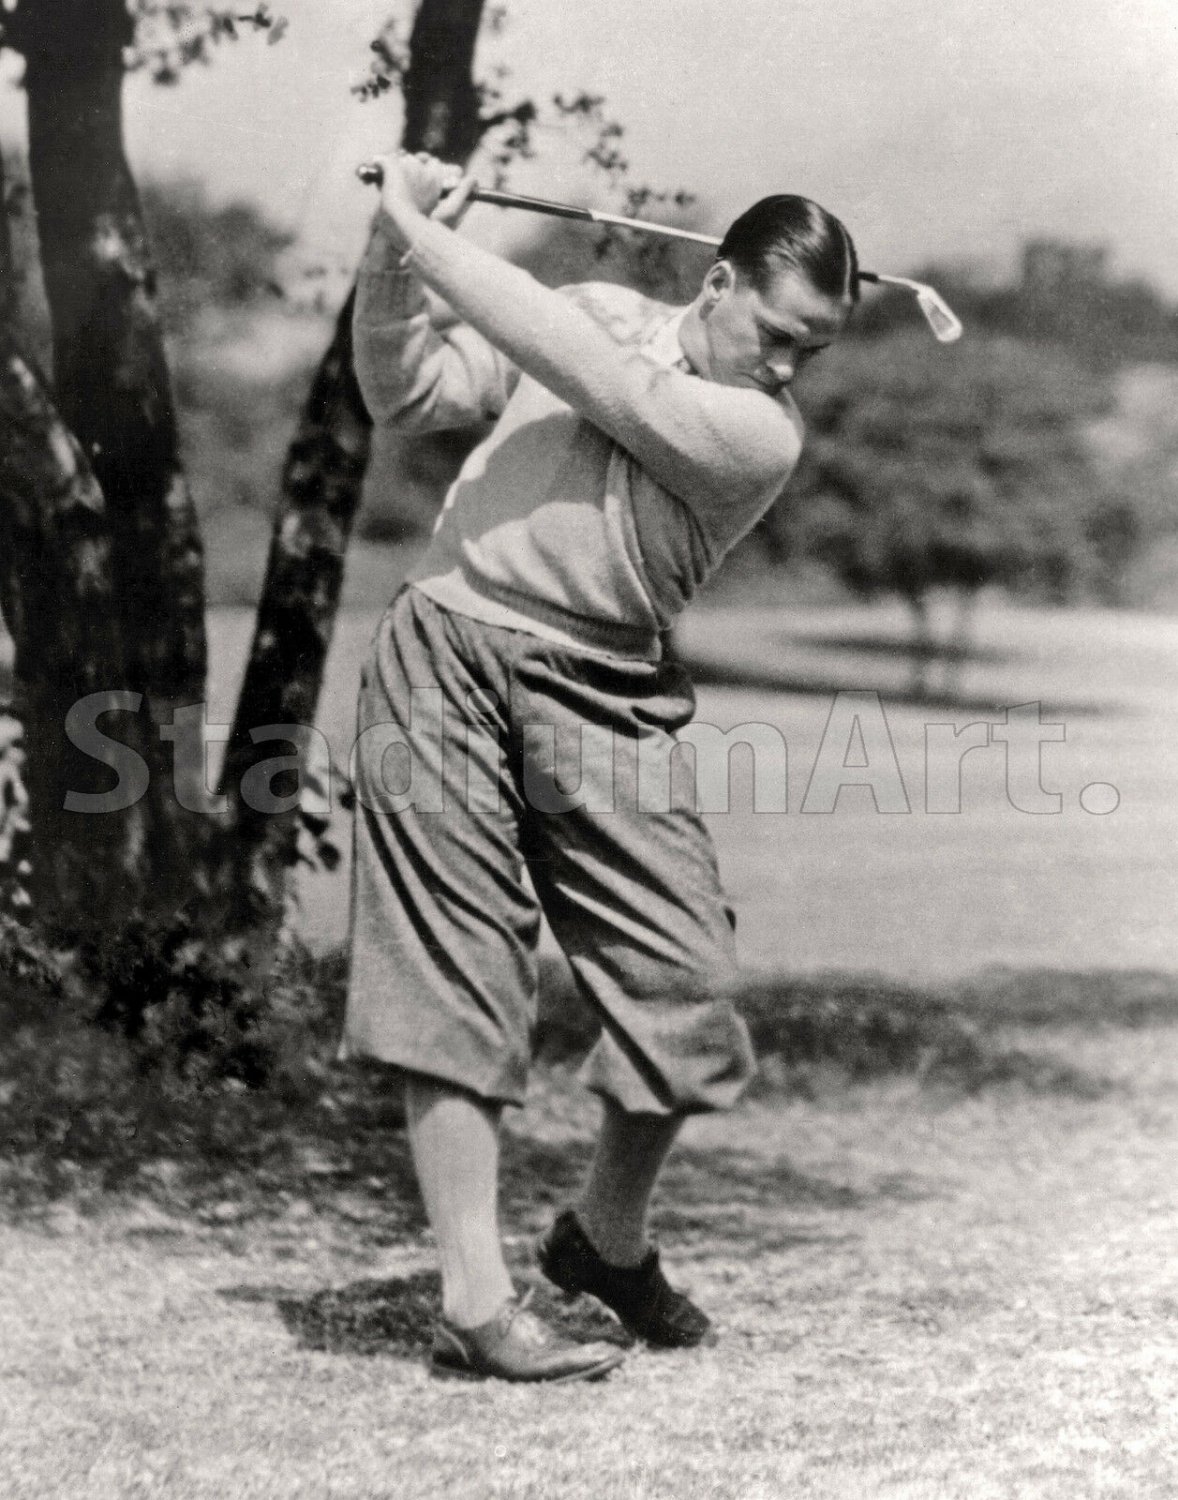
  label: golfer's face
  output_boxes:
[706,264,851,395]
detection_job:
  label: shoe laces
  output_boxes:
[501,1289,553,1350]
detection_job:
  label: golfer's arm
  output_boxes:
[353,221,517,432]
[398,213,803,509]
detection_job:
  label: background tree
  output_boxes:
[0,1,543,940]
[760,330,1121,694]
[0,127,155,927]
[0,0,231,931]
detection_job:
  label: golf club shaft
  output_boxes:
[354,165,722,246]
[471,188,723,246]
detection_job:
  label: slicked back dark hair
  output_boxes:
[718,195,859,303]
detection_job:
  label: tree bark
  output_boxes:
[216,292,371,927]
[0,333,149,927]
[0,127,145,928]
[0,143,21,634]
[19,0,210,904]
[0,144,31,919]
[0,142,15,329]
[220,0,489,939]
[402,0,488,163]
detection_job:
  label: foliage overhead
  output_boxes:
[128,2,287,83]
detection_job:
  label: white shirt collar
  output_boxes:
[644,307,696,373]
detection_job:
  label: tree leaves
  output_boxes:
[126,2,288,84]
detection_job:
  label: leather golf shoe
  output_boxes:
[537,1209,714,1349]
[431,1291,625,1383]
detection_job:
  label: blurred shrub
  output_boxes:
[0,914,346,1199]
[140,176,294,331]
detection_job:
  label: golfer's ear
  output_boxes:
[702,259,736,308]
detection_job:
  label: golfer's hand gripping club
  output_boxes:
[356,159,963,343]
[360,152,475,234]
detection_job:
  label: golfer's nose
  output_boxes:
[765,351,797,386]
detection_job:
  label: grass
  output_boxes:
[4,596,1177,1494]
[3,958,1178,1497]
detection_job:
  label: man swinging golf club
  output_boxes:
[343,149,858,1382]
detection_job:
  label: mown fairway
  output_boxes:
[201,594,1177,976]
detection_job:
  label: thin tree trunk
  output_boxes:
[0,143,14,330]
[0,143,22,635]
[942,586,978,699]
[216,293,371,927]
[20,1,210,906]
[220,0,489,941]
[906,591,934,699]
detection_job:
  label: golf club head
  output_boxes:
[865,273,963,343]
[913,286,964,344]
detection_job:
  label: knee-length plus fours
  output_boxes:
[342,586,755,1116]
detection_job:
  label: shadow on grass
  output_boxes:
[225,1269,441,1359]
[788,631,1014,666]
[222,1272,628,1362]
[220,1131,893,1363]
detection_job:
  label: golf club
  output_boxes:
[357,162,964,344]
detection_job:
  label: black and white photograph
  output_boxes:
[1,1,1176,1494]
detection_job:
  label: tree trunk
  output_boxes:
[0,333,149,927]
[402,0,488,164]
[0,142,14,329]
[0,126,144,929]
[0,145,31,919]
[20,0,210,908]
[220,0,489,942]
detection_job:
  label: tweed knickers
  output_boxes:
[341,586,754,1115]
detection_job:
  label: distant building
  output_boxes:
[1021,239,1109,296]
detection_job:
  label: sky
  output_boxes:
[2,0,1177,295]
